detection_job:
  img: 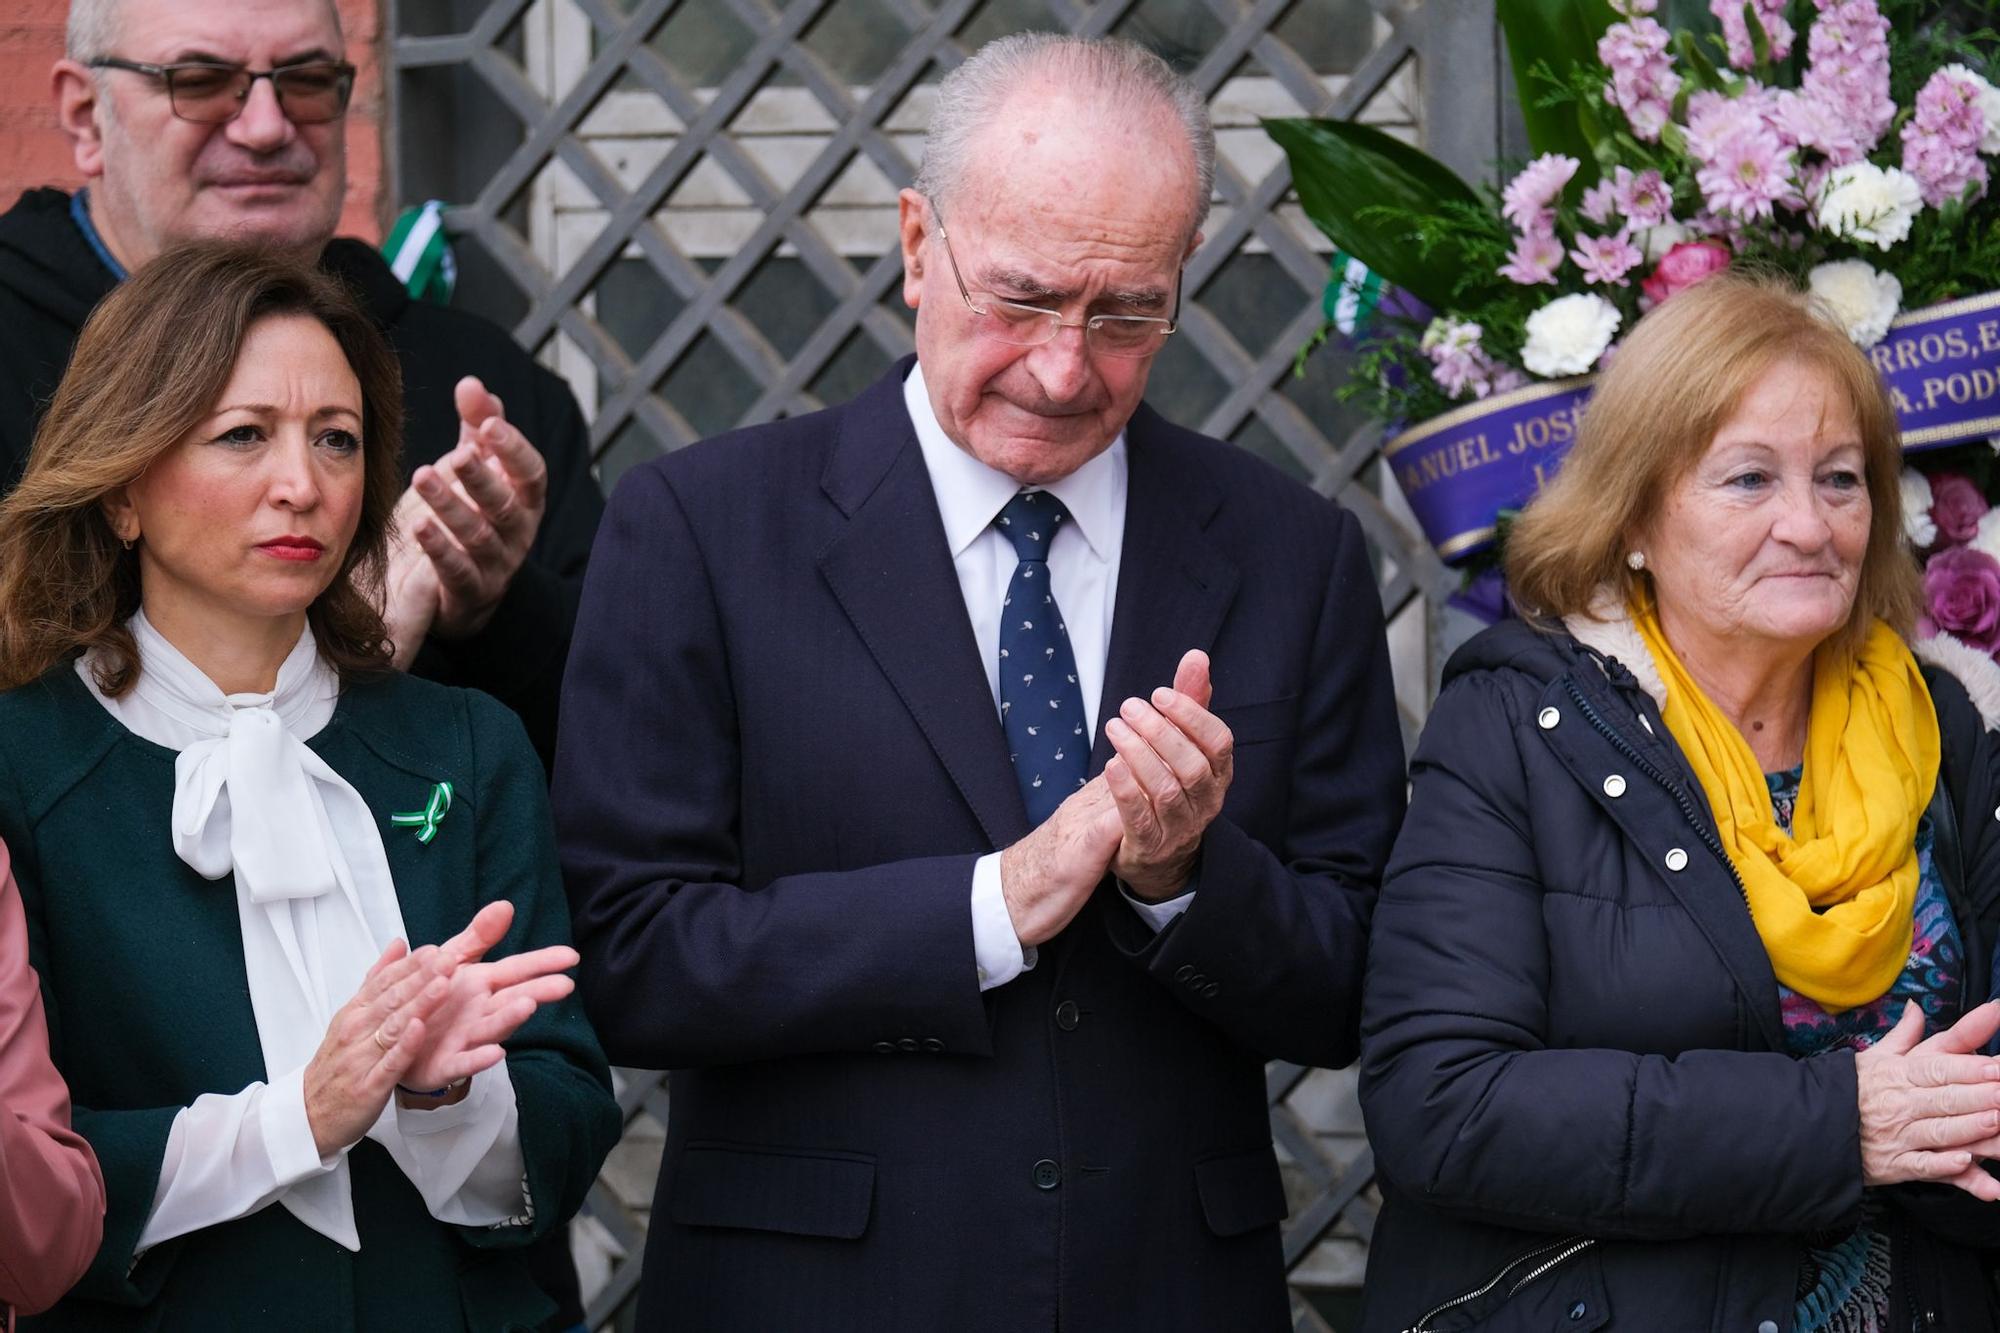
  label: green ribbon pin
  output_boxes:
[391,782,454,844]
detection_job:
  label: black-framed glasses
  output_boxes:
[89,58,355,125]
[932,209,1180,358]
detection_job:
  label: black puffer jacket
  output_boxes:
[1359,616,2000,1333]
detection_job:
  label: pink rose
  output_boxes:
[1927,471,1988,546]
[1923,546,2000,652]
[1640,239,1731,304]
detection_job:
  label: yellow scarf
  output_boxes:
[1631,603,1938,1011]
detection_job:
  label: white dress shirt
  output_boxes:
[903,365,1194,991]
[78,618,528,1253]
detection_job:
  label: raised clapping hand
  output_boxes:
[1103,649,1234,901]
[1855,999,2000,1201]
[395,900,578,1100]
[383,377,549,664]
[999,649,1235,947]
[301,904,578,1154]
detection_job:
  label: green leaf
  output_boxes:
[1496,0,1622,183]
[1263,116,1483,309]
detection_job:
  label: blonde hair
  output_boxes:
[1505,271,1918,653]
[0,241,402,694]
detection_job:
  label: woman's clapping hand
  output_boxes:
[303,941,452,1156]
[1856,999,2000,1201]
[395,900,578,1099]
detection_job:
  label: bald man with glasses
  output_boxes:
[555,32,1404,1332]
[0,0,604,773]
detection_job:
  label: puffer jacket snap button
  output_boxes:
[1602,775,1626,798]
[1664,847,1689,871]
[1538,707,1560,729]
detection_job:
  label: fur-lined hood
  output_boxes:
[1559,590,2000,731]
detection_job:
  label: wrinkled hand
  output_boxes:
[999,776,1123,948]
[303,941,451,1156]
[383,487,442,669]
[1102,649,1233,901]
[396,900,577,1100]
[1856,1000,2000,1201]
[401,377,549,642]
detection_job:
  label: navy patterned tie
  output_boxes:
[996,491,1089,825]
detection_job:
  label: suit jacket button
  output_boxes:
[1757,1323,1778,1333]
[1187,972,1207,988]
[1202,982,1220,998]
[1055,1000,1080,1031]
[1174,964,1195,982]
[1032,1159,1061,1190]
[873,1041,895,1055]
[897,1037,919,1052]
[922,1037,944,1053]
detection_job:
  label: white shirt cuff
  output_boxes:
[262,1065,339,1185]
[378,1062,529,1227]
[1119,882,1194,933]
[970,852,1036,990]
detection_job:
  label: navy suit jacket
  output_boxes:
[555,360,1405,1331]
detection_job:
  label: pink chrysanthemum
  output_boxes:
[1498,228,1565,286]
[1613,167,1675,229]
[1501,154,1580,232]
[1712,0,1795,69]
[1902,68,1989,207]
[1570,230,1644,286]
[1686,90,1797,221]
[1772,88,1868,165]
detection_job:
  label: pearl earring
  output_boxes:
[1626,551,1646,571]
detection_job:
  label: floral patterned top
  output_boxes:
[1768,767,1963,1333]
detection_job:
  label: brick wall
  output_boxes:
[0,0,387,243]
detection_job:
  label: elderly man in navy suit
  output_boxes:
[555,31,1405,1332]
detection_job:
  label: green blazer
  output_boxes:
[0,665,620,1332]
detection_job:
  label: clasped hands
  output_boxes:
[384,377,550,668]
[1856,999,2000,1202]
[302,900,576,1158]
[1000,649,1232,948]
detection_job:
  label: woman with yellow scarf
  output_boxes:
[1359,275,2000,1333]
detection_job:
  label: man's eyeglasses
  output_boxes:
[89,58,356,125]
[932,211,1179,359]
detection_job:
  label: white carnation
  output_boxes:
[1941,63,2000,154]
[1816,163,1924,250]
[1521,293,1622,377]
[1639,221,1691,263]
[1973,506,2000,563]
[1808,259,1903,347]
[1901,468,1938,549]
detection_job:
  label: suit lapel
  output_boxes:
[1089,406,1240,774]
[818,363,1031,850]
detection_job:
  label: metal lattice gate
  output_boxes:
[387,2,1508,1326]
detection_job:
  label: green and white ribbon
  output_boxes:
[382,200,457,305]
[1323,250,1385,337]
[391,781,454,845]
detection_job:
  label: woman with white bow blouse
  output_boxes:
[0,243,620,1331]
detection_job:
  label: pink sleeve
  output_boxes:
[0,842,105,1316]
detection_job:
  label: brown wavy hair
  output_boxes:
[1505,270,1919,654]
[0,241,403,694]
